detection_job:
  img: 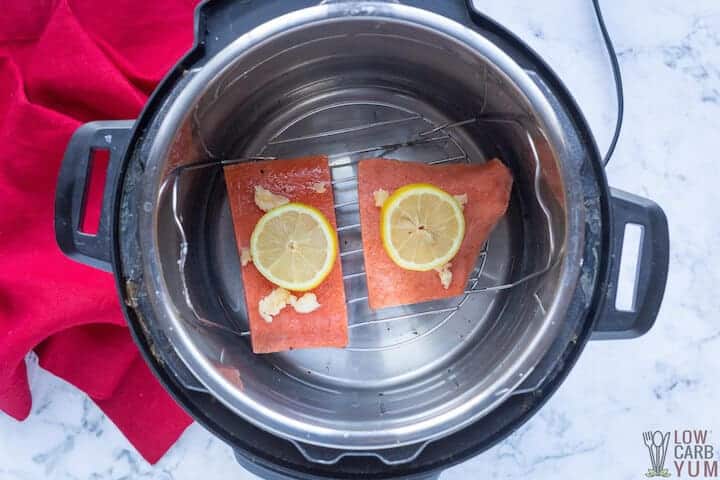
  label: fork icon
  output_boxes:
[643,432,658,473]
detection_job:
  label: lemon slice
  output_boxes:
[380,183,465,272]
[250,203,338,292]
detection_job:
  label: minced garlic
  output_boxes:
[311,182,327,194]
[258,288,321,322]
[435,263,453,290]
[258,288,294,323]
[240,247,252,267]
[373,189,389,208]
[289,293,321,314]
[254,185,289,212]
[454,194,468,210]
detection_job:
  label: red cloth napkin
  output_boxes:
[0,0,200,464]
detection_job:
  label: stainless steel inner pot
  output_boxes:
[138,2,584,455]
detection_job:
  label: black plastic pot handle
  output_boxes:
[591,189,669,340]
[54,121,134,272]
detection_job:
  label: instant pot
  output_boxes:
[55,1,669,478]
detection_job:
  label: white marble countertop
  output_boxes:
[2,0,719,478]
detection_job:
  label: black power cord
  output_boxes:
[592,0,625,167]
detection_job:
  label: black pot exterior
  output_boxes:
[52,1,669,478]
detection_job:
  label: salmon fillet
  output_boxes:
[358,158,513,310]
[224,156,348,353]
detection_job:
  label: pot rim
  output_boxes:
[135,1,586,451]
